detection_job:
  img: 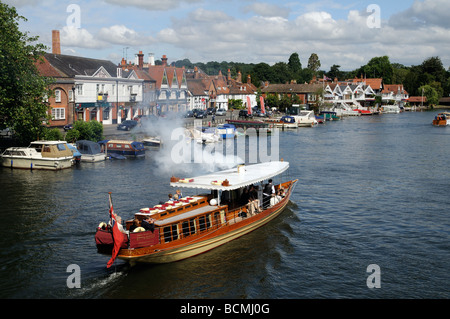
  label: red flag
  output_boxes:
[260,96,265,114]
[247,96,252,115]
[106,193,125,268]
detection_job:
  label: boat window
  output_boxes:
[108,144,113,148]
[163,226,172,243]
[43,146,51,152]
[116,144,122,148]
[172,224,178,240]
[199,216,206,231]
[213,212,221,227]
[182,221,190,237]
[57,144,66,151]
[189,218,197,234]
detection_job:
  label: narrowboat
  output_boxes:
[99,140,145,157]
[95,161,297,266]
[0,140,74,170]
[432,112,450,126]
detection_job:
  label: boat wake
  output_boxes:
[67,264,130,298]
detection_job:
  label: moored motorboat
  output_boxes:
[432,112,450,126]
[95,161,297,266]
[0,140,74,170]
[216,123,237,139]
[264,116,297,129]
[291,110,318,127]
[76,140,106,162]
[142,137,162,147]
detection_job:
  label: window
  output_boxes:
[182,221,190,237]
[103,107,110,121]
[163,227,172,243]
[55,90,61,102]
[199,215,211,232]
[51,108,65,120]
[171,224,178,240]
[57,144,67,151]
[189,218,197,234]
[69,90,74,102]
[76,84,83,95]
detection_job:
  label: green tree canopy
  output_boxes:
[288,53,302,78]
[307,53,321,74]
[0,3,53,145]
[358,56,394,84]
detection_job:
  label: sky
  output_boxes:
[6,0,450,71]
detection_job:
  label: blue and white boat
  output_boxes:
[216,123,236,139]
[76,140,106,162]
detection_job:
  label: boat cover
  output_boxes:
[76,140,102,155]
[170,161,289,191]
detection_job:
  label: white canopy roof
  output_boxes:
[170,161,289,191]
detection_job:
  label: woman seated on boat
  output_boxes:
[270,189,284,206]
[109,214,128,234]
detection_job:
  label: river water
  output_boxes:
[0,111,449,300]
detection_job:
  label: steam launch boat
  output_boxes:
[0,140,74,170]
[432,112,450,126]
[95,161,297,266]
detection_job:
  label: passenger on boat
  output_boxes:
[270,189,284,206]
[114,215,127,234]
[176,189,183,199]
[168,193,174,202]
[263,179,275,209]
[129,218,140,232]
[248,185,262,215]
[141,216,155,232]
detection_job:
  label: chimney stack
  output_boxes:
[52,30,61,54]
[137,51,144,69]
[161,55,168,67]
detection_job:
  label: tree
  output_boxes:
[0,3,53,145]
[358,56,393,84]
[327,64,343,81]
[65,120,104,142]
[419,85,439,106]
[307,53,321,75]
[288,53,302,78]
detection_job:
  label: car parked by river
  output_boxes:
[195,111,207,119]
[117,120,138,131]
[215,108,226,116]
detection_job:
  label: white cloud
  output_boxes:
[243,2,290,18]
[103,0,202,11]
[60,26,105,49]
[97,25,155,46]
[389,0,450,29]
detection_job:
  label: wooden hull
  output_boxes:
[117,180,297,265]
[432,119,450,126]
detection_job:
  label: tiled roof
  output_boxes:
[44,53,118,77]
[35,56,66,77]
[261,83,323,94]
